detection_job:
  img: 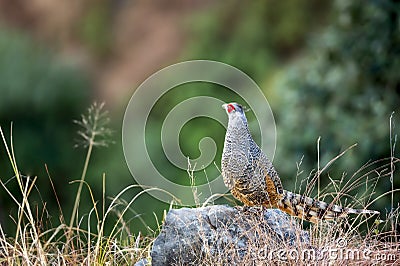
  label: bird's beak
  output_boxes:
[222,103,227,110]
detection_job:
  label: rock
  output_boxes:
[151,205,309,265]
[134,258,148,266]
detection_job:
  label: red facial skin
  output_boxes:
[227,104,235,113]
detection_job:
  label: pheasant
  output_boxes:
[221,102,379,223]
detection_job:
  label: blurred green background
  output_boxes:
[0,0,399,235]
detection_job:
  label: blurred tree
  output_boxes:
[274,0,400,210]
[80,0,112,57]
[186,0,332,81]
[0,28,90,232]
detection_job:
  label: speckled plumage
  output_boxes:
[221,102,379,223]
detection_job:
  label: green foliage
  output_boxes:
[80,0,112,57]
[0,28,90,232]
[186,0,332,81]
[274,0,400,208]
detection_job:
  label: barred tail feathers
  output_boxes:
[277,190,379,223]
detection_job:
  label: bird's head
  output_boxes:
[222,102,250,131]
[222,102,245,116]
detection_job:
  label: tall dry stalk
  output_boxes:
[67,102,112,238]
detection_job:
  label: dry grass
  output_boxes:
[0,104,156,265]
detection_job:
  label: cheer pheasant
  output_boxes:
[221,102,379,223]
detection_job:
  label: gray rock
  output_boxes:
[151,205,309,265]
[134,258,148,266]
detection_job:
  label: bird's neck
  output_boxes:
[225,115,252,143]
